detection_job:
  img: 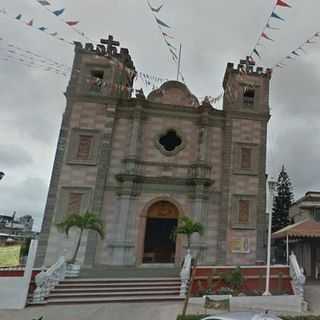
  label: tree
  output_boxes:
[56,212,104,264]
[175,216,204,251]
[174,216,204,319]
[272,165,294,233]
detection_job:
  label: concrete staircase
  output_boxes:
[45,277,183,304]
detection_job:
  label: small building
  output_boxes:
[273,191,320,280]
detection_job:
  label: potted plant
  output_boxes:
[56,212,105,277]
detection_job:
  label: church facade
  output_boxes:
[35,36,272,268]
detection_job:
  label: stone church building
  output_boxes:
[35,36,272,268]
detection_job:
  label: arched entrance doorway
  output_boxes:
[143,201,179,263]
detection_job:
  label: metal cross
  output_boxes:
[100,35,120,55]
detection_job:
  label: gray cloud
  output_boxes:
[0,144,33,168]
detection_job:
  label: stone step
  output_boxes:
[52,285,181,293]
[60,277,180,283]
[45,295,184,305]
[48,290,180,299]
[79,267,180,279]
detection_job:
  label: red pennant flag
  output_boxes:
[261,32,274,41]
[26,19,33,26]
[276,0,291,8]
[66,21,79,26]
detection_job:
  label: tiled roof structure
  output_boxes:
[273,219,320,239]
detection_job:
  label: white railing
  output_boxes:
[180,249,192,296]
[32,256,66,303]
[289,251,306,296]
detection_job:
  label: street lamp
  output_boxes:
[263,178,277,296]
[0,172,4,181]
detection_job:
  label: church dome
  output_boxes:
[147,81,199,107]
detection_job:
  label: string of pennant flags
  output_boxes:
[0,54,67,76]
[147,1,185,82]
[273,31,320,69]
[250,0,292,61]
[0,8,73,46]
[34,0,92,42]
[0,37,71,71]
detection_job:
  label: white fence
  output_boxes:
[0,240,38,309]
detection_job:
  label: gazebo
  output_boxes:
[273,219,320,279]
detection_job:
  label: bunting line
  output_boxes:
[146,1,185,82]
[34,0,92,42]
[0,37,71,71]
[0,8,73,46]
[273,31,320,69]
[0,54,67,76]
[249,0,292,61]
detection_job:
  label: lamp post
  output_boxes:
[0,172,4,181]
[263,178,277,296]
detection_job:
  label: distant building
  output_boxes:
[290,191,320,223]
[0,213,35,239]
[273,191,320,279]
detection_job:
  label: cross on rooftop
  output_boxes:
[100,35,120,55]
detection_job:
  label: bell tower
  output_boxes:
[218,58,272,265]
[66,35,136,99]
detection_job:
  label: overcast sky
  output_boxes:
[1,0,320,230]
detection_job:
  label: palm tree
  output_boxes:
[56,212,104,264]
[175,216,204,252]
[175,216,204,320]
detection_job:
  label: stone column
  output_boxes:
[123,103,143,174]
[111,101,144,265]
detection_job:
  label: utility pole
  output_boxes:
[176,44,182,81]
[263,178,277,296]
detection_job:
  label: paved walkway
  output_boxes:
[305,282,320,314]
[0,302,206,320]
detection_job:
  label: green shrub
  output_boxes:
[221,267,244,293]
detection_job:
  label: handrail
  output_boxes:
[32,256,66,303]
[289,251,305,296]
[180,249,192,296]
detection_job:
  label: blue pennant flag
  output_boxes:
[53,8,65,16]
[38,27,47,31]
[16,14,22,20]
[271,11,285,21]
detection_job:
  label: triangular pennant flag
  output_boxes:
[253,48,261,59]
[16,14,22,20]
[270,11,285,21]
[148,1,163,13]
[66,21,79,26]
[261,32,274,41]
[162,32,174,39]
[38,27,47,31]
[291,50,300,56]
[38,0,50,5]
[165,40,176,51]
[53,8,65,16]
[155,17,170,28]
[266,23,280,30]
[276,0,291,8]
[169,48,178,59]
[297,46,306,53]
[306,39,316,44]
[26,19,33,26]
[286,55,293,59]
